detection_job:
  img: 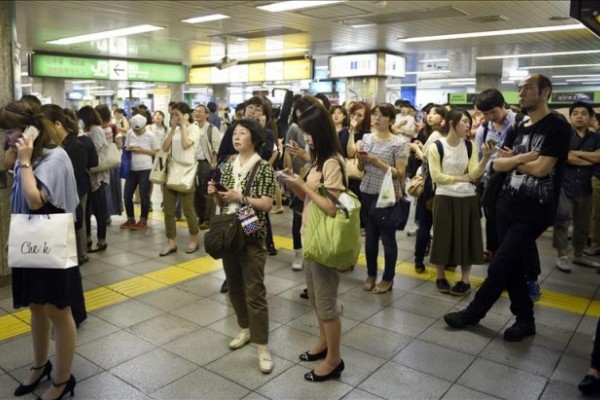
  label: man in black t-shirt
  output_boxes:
[444,74,571,341]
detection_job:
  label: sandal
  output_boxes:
[371,280,393,294]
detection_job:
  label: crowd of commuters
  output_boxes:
[4,74,600,397]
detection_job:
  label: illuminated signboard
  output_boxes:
[329,53,406,78]
[188,58,312,84]
[30,54,186,83]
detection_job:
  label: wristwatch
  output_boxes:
[20,162,31,168]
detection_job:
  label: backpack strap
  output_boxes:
[434,140,444,164]
[465,139,473,160]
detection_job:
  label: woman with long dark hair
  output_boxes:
[2,100,80,400]
[281,98,347,382]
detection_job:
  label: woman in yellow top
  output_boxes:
[428,110,494,295]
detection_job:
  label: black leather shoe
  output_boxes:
[36,374,76,400]
[266,244,277,256]
[579,374,600,395]
[300,288,309,299]
[304,360,345,382]
[299,348,327,361]
[14,360,52,396]
[503,321,535,342]
[443,310,480,329]
[220,280,229,293]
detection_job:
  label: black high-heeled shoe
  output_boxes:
[36,375,76,400]
[299,348,328,361]
[304,360,345,382]
[14,360,52,396]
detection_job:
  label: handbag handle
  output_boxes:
[243,161,262,197]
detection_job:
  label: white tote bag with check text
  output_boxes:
[8,213,78,269]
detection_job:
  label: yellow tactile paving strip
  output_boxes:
[0,232,599,342]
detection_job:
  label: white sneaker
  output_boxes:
[555,256,571,273]
[229,330,251,350]
[585,246,600,256]
[573,255,600,269]
[292,249,303,271]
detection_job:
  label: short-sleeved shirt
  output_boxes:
[359,133,408,195]
[219,159,275,239]
[563,129,600,197]
[125,130,160,171]
[302,156,346,232]
[497,112,571,225]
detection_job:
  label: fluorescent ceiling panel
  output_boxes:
[399,23,583,42]
[478,49,600,60]
[182,14,230,24]
[47,25,163,45]
[257,1,344,12]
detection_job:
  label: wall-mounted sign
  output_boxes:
[188,58,312,85]
[449,91,600,105]
[329,53,405,79]
[551,91,595,103]
[30,54,186,83]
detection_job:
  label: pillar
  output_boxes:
[0,0,17,279]
[475,59,503,93]
[345,77,387,106]
[212,84,227,107]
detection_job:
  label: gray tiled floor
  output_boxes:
[0,203,599,399]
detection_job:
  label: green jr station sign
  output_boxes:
[30,54,186,83]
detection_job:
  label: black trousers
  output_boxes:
[467,210,547,322]
[591,318,600,370]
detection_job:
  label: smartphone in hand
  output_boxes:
[213,182,228,192]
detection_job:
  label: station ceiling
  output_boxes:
[14,0,600,88]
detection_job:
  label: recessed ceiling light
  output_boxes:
[565,78,600,82]
[70,80,97,85]
[419,78,475,83]
[257,1,345,12]
[182,14,230,24]
[477,49,600,60]
[581,81,600,85]
[552,74,600,78]
[47,25,163,45]
[351,24,375,28]
[519,63,600,69]
[398,23,583,42]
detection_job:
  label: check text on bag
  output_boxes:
[20,241,51,255]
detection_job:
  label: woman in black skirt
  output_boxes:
[2,100,81,400]
[428,110,494,296]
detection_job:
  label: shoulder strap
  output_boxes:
[465,139,473,159]
[318,157,351,218]
[207,124,213,145]
[434,140,444,164]
[243,161,262,196]
[319,157,348,189]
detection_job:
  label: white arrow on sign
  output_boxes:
[109,60,128,80]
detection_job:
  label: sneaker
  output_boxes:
[573,255,600,269]
[585,246,600,256]
[443,309,480,329]
[129,221,147,230]
[436,278,451,294]
[450,281,471,296]
[292,249,303,271]
[528,281,541,302]
[555,256,571,273]
[503,320,536,341]
[120,219,136,229]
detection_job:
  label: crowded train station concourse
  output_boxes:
[2,0,600,399]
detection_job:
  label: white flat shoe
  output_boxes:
[258,350,274,374]
[229,330,251,350]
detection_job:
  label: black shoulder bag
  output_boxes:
[204,162,261,259]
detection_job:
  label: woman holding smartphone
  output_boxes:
[160,102,201,256]
[2,100,81,400]
[208,118,275,374]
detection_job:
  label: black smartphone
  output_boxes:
[208,168,222,183]
[213,182,228,192]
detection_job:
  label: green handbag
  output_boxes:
[303,185,361,269]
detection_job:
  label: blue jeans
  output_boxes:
[363,193,398,281]
[124,169,151,220]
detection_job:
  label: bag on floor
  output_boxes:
[8,213,78,269]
